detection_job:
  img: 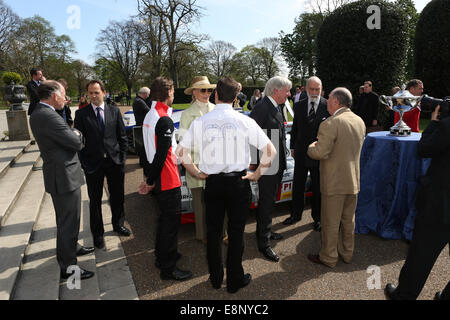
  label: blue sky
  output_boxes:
[4,0,431,65]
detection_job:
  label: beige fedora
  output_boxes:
[184,76,217,95]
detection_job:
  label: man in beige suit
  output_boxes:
[306,87,366,268]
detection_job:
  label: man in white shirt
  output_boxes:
[177,77,276,294]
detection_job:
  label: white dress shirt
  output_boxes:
[179,104,271,175]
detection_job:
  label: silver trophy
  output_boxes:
[379,85,423,136]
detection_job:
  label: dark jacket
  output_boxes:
[132,96,150,127]
[30,103,85,195]
[356,91,379,127]
[290,96,329,167]
[416,118,450,225]
[250,96,287,174]
[26,80,40,116]
[74,103,128,174]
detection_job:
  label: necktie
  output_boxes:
[308,102,316,122]
[96,107,105,132]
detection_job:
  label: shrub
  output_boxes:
[317,0,409,98]
[1,72,23,86]
[414,0,450,98]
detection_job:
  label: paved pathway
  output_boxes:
[120,155,450,300]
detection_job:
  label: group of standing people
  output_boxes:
[135,73,367,293]
[24,66,449,299]
[28,74,132,281]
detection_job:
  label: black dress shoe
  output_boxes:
[434,291,442,300]
[270,232,283,240]
[155,252,182,269]
[227,274,252,294]
[385,283,398,300]
[209,273,224,290]
[160,267,193,281]
[313,221,321,232]
[76,246,95,256]
[94,237,105,249]
[260,247,280,262]
[283,216,301,225]
[113,225,131,237]
[61,267,95,280]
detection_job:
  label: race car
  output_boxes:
[123,106,312,221]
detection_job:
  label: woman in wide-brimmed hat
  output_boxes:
[179,76,216,244]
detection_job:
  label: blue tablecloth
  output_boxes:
[355,132,431,240]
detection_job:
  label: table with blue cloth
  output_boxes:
[355,132,431,241]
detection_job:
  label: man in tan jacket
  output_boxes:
[306,87,366,268]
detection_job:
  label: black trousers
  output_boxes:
[291,164,321,223]
[205,174,251,289]
[256,171,283,250]
[51,188,81,272]
[395,209,450,300]
[155,187,181,273]
[85,158,125,239]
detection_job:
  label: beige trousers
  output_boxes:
[319,194,358,267]
[191,188,207,241]
[191,187,227,242]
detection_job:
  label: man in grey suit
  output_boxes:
[30,80,95,280]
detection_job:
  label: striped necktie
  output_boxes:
[308,102,316,122]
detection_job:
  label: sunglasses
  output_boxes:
[199,88,214,93]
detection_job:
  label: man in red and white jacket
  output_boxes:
[394,79,424,133]
[140,77,192,282]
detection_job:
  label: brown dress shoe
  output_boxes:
[307,254,332,267]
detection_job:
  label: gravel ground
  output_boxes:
[119,155,450,301]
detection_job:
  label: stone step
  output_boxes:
[0,140,31,179]
[0,167,46,300]
[58,184,138,300]
[95,188,138,300]
[59,184,100,300]
[0,144,40,228]
[12,193,60,300]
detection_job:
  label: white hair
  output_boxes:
[306,76,322,88]
[138,87,151,95]
[264,76,292,97]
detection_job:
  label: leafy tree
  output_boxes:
[280,13,323,83]
[93,58,127,95]
[257,37,281,81]
[233,45,263,85]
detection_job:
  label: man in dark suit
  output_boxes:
[385,105,450,300]
[30,80,94,280]
[355,81,379,130]
[74,80,131,250]
[250,76,292,262]
[133,87,151,168]
[26,68,45,116]
[284,76,330,231]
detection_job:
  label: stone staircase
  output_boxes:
[0,140,138,300]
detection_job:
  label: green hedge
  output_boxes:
[414,0,450,98]
[317,0,409,98]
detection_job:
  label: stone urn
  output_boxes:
[4,81,27,111]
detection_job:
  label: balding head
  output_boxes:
[328,87,352,115]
